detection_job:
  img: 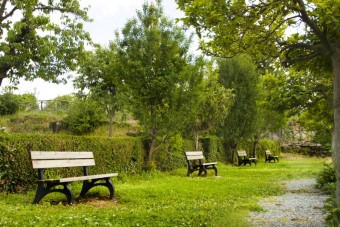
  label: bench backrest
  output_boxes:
[237,150,247,157]
[185,151,204,160]
[31,151,95,169]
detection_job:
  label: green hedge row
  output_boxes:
[0,133,280,193]
[0,133,146,192]
[200,136,281,163]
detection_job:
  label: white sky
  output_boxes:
[1,0,186,100]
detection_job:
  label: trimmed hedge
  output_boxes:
[200,136,281,163]
[0,133,145,192]
[0,133,281,193]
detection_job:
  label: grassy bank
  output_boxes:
[0,154,327,226]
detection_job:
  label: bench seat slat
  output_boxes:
[32,159,95,169]
[37,173,118,183]
[203,162,217,166]
[31,151,93,160]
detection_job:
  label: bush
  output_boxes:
[0,93,20,115]
[316,163,336,194]
[64,99,105,135]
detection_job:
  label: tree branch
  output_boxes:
[0,1,18,23]
[290,0,333,54]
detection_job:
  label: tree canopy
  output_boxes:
[176,0,340,204]
[115,1,196,162]
[0,0,91,86]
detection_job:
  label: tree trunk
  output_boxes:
[194,131,200,150]
[332,40,340,205]
[146,128,158,164]
[108,113,114,137]
[147,136,157,164]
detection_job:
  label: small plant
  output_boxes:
[316,163,336,194]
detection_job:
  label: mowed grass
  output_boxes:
[0,154,327,227]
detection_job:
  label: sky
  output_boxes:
[1,0,186,100]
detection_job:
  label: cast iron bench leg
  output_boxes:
[80,178,115,199]
[33,183,74,204]
[198,166,207,176]
[212,165,218,176]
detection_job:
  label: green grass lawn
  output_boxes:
[0,154,328,227]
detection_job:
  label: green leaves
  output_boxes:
[0,0,91,85]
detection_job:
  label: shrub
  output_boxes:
[64,99,105,135]
[316,163,336,194]
[0,92,20,115]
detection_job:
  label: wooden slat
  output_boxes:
[31,151,93,160]
[186,155,204,160]
[37,173,118,183]
[237,150,247,156]
[185,151,204,160]
[185,151,203,156]
[32,159,95,169]
[203,162,217,166]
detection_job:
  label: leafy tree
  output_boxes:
[216,55,260,162]
[0,92,20,115]
[257,72,289,138]
[115,1,195,163]
[75,45,124,137]
[176,0,340,204]
[45,94,74,112]
[63,98,104,135]
[18,93,39,111]
[0,0,91,86]
[184,60,234,149]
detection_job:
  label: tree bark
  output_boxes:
[332,39,340,205]
[194,131,200,150]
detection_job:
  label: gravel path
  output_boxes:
[250,179,329,227]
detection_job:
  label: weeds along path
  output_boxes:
[250,178,328,227]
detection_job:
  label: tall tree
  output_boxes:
[184,59,234,150]
[75,45,124,137]
[176,0,340,204]
[217,55,260,162]
[115,1,194,163]
[0,0,91,86]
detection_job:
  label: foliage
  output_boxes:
[0,133,146,192]
[0,155,326,226]
[176,0,340,204]
[0,0,91,86]
[115,1,196,163]
[185,60,234,149]
[217,55,260,155]
[176,0,337,71]
[75,45,126,137]
[257,73,288,135]
[200,135,224,162]
[3,111,64,133]
[44,95,74,112]
[0,92,20,115]
[18,93,39,111]
[63,99,105,135]
[316,163,336,195]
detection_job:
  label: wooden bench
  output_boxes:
[185,151,218,176]
[30,151,118,204]
[265,150,279,163]
[237,150,257,166]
